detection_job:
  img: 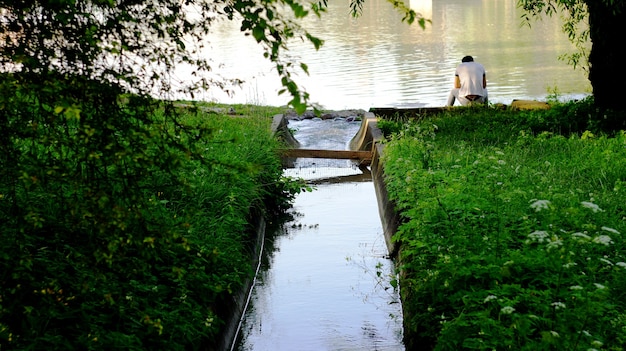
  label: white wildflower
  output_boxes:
[551,302,566,310]
[500,306,515,314]
[530,199,551,212]
[572,232,591,240]
[591,340,604,347]
[601,226,620,235]
[581,201,603,213]
[594,283,606,290]
[563,262,578,268]
[546,237,563,250]
[600,258,614,266]
[528,230,549,243]
[569,285,583,290]
[616,262,626,268]
[484,295,497,303]
[593,235,613,246]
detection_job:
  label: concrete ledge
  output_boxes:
[349,112,383,151]
[348,113,401,257]
[370,143,402,257]
[271,114,300,147]
[217,209,266,351]
[271,114,300,168]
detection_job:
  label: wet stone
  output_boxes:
[284,109,367,121]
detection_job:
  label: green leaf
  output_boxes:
[252,26,266,42]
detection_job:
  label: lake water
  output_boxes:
[181,0,591,109]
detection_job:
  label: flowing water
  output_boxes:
[235,118,404,350]
[179,0,591,109]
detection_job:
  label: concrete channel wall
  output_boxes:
[218,209,266,351]
[347,112,402,257]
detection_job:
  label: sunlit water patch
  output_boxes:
[236,182,404,351]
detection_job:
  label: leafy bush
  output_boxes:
[381,103,626,350]
[0,73,294,349]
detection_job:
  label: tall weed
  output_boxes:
[0,73,294,349]
[382,103,626,350]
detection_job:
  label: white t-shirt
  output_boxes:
[455,62,486,97]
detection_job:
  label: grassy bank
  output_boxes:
[379,99,626,350]
[0,97,299,349]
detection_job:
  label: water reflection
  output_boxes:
[236,182,404,351]
[179,0,590,109]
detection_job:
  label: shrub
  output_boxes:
[381,103,626,350]
[0,73,293,349]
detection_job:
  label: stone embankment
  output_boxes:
[282,109,368,122]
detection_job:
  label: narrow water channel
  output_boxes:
[235,119,404,350]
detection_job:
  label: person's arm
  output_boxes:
[454,75,461,89]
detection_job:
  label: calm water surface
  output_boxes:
[236,182,403,351]
[235,119,404,350]
[183,0,590,109]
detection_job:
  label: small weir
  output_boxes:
[235,117,404,350]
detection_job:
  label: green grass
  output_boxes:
[380,101,626,350]
[0,89,300,350]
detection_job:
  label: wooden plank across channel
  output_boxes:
[279,149,372,164]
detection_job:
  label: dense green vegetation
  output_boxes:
[0,89,300,349]
[379,98,626,350]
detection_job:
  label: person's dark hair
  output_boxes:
[461,55,474,63]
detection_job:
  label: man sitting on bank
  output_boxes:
[447,55,488,106]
